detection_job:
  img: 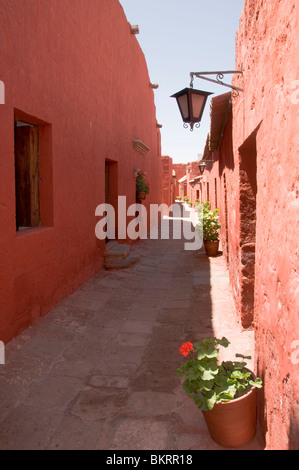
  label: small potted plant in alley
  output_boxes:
[201,200,221,256]
[136,170,149,200]
[177,337,263,448]
[194,198,200,209]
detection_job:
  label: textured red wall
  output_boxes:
[201,137,231,267]
[172,163,186,199]
[233,0,299,449]
[0,0,161,343]
[185,161,201,205]
[161,156,174,206]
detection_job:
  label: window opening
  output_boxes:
[14,121,40,230]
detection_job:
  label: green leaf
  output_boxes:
[199,379,215,391]
[214,373,229,388]
[218,337,230,348]
[235,353,252,360]
[185,368,200,381]
[249,377,263,388]
[201,369,217,381]
[176,361,190,376]
[206,391,217,411]
[195,337,224,359]
[194,392,207,410]
[231,370,245,380]
[218,384,237,400]
[198,357,219,376]
[197,349,218,360]
[183,380,195,397]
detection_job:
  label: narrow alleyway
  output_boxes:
[0,208,264,450]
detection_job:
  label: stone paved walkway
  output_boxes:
[0,210,265,450]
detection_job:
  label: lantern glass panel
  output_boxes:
[191,93,206,120]
[177,93,189,120]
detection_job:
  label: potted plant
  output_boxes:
[201,200,221,256]
[177,337,263,448]
[136,171,149,200]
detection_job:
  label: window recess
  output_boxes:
[15,121,40,230]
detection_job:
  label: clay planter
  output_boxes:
[204,240,219,256]
[202,385,257,448]
[136,191,146,200]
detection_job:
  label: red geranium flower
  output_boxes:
[179,342,194,357]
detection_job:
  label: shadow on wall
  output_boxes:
[288,410,299,450]
[219,108,235,174]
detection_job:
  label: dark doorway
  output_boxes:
[105,161,110,206]
[105,159,118,241]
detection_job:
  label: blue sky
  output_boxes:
[119,0,244,163]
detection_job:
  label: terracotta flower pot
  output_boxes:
[202,386,257,448]
[204,240,219,256]
[136,191,146,200]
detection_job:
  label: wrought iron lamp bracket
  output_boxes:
[190,70,243,97]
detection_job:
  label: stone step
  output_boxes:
[104,253,141,270]
[104,243,131,268]
[104,240,118,253]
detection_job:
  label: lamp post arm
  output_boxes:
[190,71,243,93]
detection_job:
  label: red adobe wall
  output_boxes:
[233,0,299,449]
[0,0,161,343]
[172,163,186,199]
[201,119,234,271]
[161,156,175,206]
[185,161,201,205]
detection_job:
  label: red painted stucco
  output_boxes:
[172,163,186,200]
[201,0,299,449]
[161,156,175,206]
[185,162,202,205]
[233,0,299,450]
[165,0,299,449]
[0,0,161,343]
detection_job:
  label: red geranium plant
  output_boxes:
[136,170,150,194]
[177,337,262,411]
